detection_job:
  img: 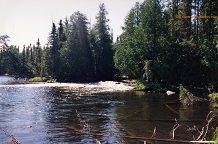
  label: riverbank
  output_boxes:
[0,80,136,93]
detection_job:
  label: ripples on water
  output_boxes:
[0,85,127,144]
[0,76,217,144]
[0,76,15,85]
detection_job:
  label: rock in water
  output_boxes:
[166,90,175,95]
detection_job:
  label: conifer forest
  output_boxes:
[1,0,218,90]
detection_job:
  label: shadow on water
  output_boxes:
[0,77,217,143]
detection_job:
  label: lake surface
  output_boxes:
[0,76,217,143]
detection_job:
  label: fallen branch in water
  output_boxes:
[67,111,216,144]
[0,127,20,144]
[170,118,181,139]
[150,127,156,138]
[118,109,144,121]
[165,104,180,115]
[196,111,215,141]
[146,112,215,143]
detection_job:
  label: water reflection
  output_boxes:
[45,90,126,143]
[0,84,217,143]
[116,91,217,143]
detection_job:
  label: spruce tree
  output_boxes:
[48,23,59,79]
[61,11,94,82]
[114,2,143,78]
[36,38,42,76]
[94,3,115,80]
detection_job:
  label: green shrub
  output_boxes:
[213,127,218,143]
[211,93,218,108]
[179,84,195,105]
[47,78,56,83]
[135,80,146,90]
[29,77,57,83]
[121,75,128,79]
[29,77,46,82]
[135,80,163,92]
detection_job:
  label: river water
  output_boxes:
[0,76,217,143]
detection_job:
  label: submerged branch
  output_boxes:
[0,127,20,144]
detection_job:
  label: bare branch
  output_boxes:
[150,127,156,138]
[197,111,215,141]
[170,118,181,139]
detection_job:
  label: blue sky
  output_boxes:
[0,0,144,49]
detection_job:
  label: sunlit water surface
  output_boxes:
[0,76,217,144]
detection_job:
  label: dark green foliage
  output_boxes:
[114,0,165,80]
[93,3,115,80]
[0,46,33,77]
[59,11,94,82]
[1,0,218,88]
[179,84,195,105]
[41,5,114,82]
[48,23,59,79]
[213,127,218,141]
[114,0,218,90]
[114,2,144,78]
[135,80,164,92]
[211,93,218,108]
[35,38,42,76]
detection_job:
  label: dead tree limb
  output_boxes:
[150,127,156,138]
[170,118,181,139]
[0,127,20,144]
[196,111,215,141]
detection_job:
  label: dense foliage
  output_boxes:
[114,0,218,90]
[0,4,114,82]
[1,1,218,89]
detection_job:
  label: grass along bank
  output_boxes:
[210,93,218,108]
[29,77,56,83]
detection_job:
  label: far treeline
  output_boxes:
[0,0,218,90]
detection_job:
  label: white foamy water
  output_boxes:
[0,81,135,92]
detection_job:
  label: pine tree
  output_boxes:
[94,3,115,80]
[200,0,218,89]
[114,2,143,78]
[48,23,59,79]
[60,11,94,82]
[36,38,42,76]
[89,28,98,75]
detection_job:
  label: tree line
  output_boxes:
[0,3,115,82]
[0,1,218,90]
[114,0,218,90]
